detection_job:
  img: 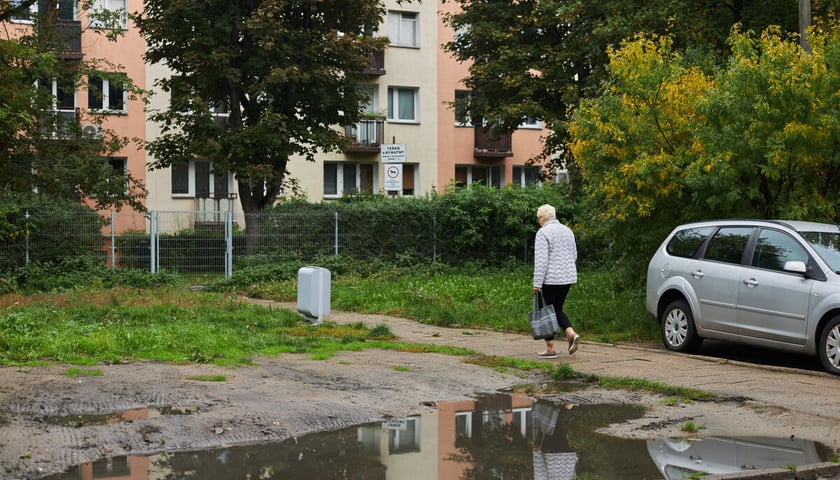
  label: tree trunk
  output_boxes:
[800,0,811,52]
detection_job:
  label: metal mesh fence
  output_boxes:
[0,209,482,277]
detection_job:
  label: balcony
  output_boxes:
[39,108,80,139]
[343,117,385,153]
[363,50,385,76]
[41,20,83,60]
[474,126,513,159]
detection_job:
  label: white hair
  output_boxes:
[537,204,556,221]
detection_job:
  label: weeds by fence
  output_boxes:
[0,209,537,278]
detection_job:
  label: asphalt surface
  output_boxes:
[307,305,840,480]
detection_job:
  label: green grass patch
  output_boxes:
[65,367,102,377]
[597,376,716,401]
[186,375,226,382]
[680,420,705,433]
[393,365,410,372]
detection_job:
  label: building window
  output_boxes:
[455,165,502,188]
[10,0,37,22]
[387,87,418,123]
[89,0,127,29]
[171,160,230,198]
[454,90,472,127]
[324,162,375,197]
[513,166,542,186]
[387,416,420,454]
[387,11,418,47]
[519,116,541,129]
[13,0,77,22]
[104,156,128,195]
[88,73,126,112]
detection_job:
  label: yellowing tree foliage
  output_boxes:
[569,25,840,273]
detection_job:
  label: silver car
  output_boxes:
[646,219,840,375]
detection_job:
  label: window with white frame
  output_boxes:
[455,411,473,439]
[171,159,231,198]
[387,87,418,123]
[519,116,541,129]
[88,73,126,112]
[37,75,77,137]
[13,0,76,22]
[454,90,472,127]
[387,11,418,47]
[10,0,37,22]
[513,166,542,186]
[323,162,376,197]
[387,416,420,454]
[454,165,502,188]
[89,0,127,29]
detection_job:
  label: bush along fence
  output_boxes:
[0,185,576,277]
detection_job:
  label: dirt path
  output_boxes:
[1,303,839,479]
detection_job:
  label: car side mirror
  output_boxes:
[783,260,807,274]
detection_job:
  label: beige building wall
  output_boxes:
[288,0,440,200]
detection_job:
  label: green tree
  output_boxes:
[568,25,840,280]
[0,0,146,211]
[442,0,839,171]
[133,0,388,253]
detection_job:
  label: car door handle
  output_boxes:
[691,270,704,279]
[743,278,759,287]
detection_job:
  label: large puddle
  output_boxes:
[42,392,832,480]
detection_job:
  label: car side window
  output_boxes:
[666,227,715,258]
[751,228,809,271]
[703,227,753,264]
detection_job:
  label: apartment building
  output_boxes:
[287,0,548,201]
[7,0,549,226]
[4,0,147,232]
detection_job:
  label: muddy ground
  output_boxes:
[1,346,838,480]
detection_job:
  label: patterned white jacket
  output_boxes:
[533,219,578,288]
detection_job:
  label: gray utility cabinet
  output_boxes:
[297,266,331,324]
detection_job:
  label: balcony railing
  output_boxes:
[343,117,385,153]
[474,126,513,159]
[363,50,386,76]
[40,20,83,59]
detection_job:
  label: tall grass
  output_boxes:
[234,264,657,344]
[0,265,658,366]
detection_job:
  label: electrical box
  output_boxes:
[297,266,331,325]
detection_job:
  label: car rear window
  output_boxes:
[665,227,715,258]
[704,226,754,264]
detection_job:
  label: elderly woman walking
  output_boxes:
[533,204,580,358]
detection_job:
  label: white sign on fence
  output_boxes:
[384,163,403,192]
[381,144,406,163]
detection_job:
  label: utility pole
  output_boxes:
[800,0,811,52]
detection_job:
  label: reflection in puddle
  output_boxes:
[43,406,197,427]
[42,393,832,480]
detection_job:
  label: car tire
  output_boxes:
[819,316,840,375]
[661,299,703,353]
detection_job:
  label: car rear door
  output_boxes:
[690,227,754,335]
[736,228,812,345]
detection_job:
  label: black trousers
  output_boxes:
[540,284,572,341]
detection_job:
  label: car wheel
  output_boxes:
[819,316,840,375]
[661,299,702,353]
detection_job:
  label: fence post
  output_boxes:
[433,210,437,263]
[225,210,233,278]
[334,211,339,256]
[110,211,116,269]
[149,211,157,274]
[25,210,30,265]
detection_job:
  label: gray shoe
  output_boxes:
[568,334,580,354]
